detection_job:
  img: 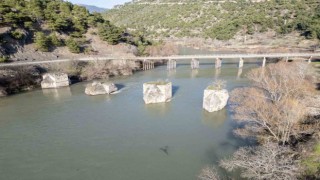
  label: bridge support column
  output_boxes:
[167,59,176,70]
[191,59,199,69]
[286,57,289,62]
[308,56,313,64]
[215,58,222,69]
[143,60,155,71]
[239,58,244,68]
[262,57,266,67]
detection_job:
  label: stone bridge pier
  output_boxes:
[215,58,222,69]
[262,57,266,67]
[167,59,177,70]
[239,58,244,68]
[308,56,313,64]
[191,58,200,69]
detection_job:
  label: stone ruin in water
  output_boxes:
[203,80,229,112]
[143,81,172,104]
[41,73,70,89]
[85,81,118,96]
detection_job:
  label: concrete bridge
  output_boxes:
[0,53,319,69]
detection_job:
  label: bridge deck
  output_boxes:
[0,53,319,67]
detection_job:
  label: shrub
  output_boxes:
[34,32,51,52]
[66,38,81,53]
[302,144,320,177]
[0,56,9,63]
[49,33,64,47]
[10,29,25,40]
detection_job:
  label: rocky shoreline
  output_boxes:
[0,59,164,97]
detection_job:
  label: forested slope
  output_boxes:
[0,0,150,61]
[105,0,320,41]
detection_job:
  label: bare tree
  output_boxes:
[222,62,318,179]
[198,166,220,180]
[246,62,314,102]
[230,62,315,144]
[220,143,300,180]
[230,87,307,144]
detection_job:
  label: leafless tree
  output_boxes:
[198,166,220,180]
[230,87,307,144]
[230,62,315,144]
[220,143,300,180]
[246,62,314,102]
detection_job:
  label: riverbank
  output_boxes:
[168,32,319,53]
[0,59,164,97]
[201,61,320,179]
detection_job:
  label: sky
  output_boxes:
[67,0,132,9]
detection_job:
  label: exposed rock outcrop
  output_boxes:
[143,81,172,104]
[85,81,118,96]
[0,87,7,97]
[203,87,229,112]
[305,95,320,117]
[41,73,70,89]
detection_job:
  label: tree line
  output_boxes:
[105,0,320,41]
[0,0,151,60]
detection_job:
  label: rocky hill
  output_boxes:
[79,4,108,13]
[0,0,151,62]
[105,0,320,42]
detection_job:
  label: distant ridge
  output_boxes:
[78,4,108,13]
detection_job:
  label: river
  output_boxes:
[0,50,259,180]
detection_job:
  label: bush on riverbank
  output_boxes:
[201,62,320,179]
[0,56,9,63]
[0,66,42,95]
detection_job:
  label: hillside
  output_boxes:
[0,0,151,62]
[79,4,108,13]
[105,0,320,42]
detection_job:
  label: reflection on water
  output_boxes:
[237,68,243,79]
[191,69,199,78]
[202,108,228,129]
[42,87,72,101]
[215,68,221,79]
[167,69,176,77]
[0,63,259,180]
[144,102,172,116]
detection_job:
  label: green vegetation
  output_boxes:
[98,22,124,45]
[9,29,25,40]
[34,32,51,52]
[0,56,9,63]
[105,0,320,40]
[302,144,320,177]
[49,33,64,47]
[0,0,151,56]
[66,38,81,54]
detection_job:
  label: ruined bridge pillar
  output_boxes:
[191,58,200,69]
[239,58,244,68]
[262,57,266,67]
[167,59,177,70]
[215,58,222,69]
[308,56,313,64]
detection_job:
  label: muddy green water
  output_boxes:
[0,59,259,180]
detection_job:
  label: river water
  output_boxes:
[0,52,259,180]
